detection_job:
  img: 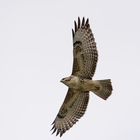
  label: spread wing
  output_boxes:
[72,17,98,79]
[51,89,89,137]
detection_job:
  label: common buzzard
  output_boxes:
[51,17,113,137]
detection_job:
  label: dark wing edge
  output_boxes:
[71,17,98,79]
[51,89,89,137]
[72,17,89,39]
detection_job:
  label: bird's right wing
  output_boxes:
[51,89,89,137]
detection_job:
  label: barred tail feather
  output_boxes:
[92,79,113,100]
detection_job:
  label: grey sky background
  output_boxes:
[0,0,140,139]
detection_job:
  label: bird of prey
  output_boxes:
[51,17,113,137]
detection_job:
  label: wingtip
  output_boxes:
[82,17,85,26]
[51,127,65,137]
[72,29,74,38]
[73,17,90,35]
[56,129,60,136]
[85,18,89,27]
[74,20,77,32]
[51,128,57,134]
[60,132,63,137]
[78,17,80,28]
[50,126,55,131]
[51,120,55,125]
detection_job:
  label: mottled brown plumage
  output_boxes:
[72,17,97,79]
[51,17,113,137]
[51,89,89,137]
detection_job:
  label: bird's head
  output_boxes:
[60,75,79,88]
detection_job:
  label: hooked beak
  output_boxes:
[60,78,65,83]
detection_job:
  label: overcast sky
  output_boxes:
[0,0,140,140]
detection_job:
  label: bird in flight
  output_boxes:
[51,17,113,137]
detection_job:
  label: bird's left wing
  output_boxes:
[72,17,98,79]
[51,89,89,137]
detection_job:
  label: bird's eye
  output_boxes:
[62,78,65,81]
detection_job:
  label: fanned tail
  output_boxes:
[92,79,113,100]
